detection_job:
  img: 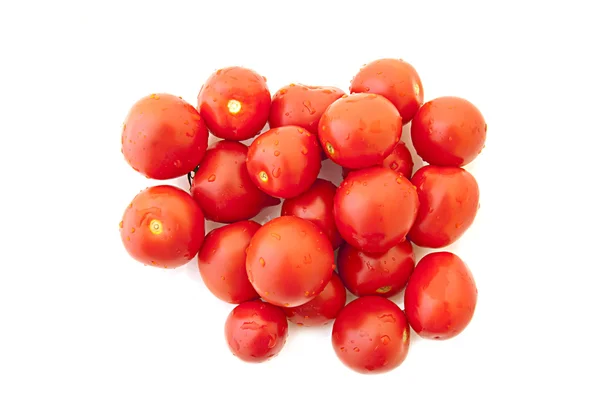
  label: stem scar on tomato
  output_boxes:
[149,219,163,235]
[227,99,242,115]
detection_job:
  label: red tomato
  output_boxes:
[404,252,478,340]
[411,96,486,167]
[280,178,343,249]
[121,93,208,180]
[197,66,270,141]
[225,300,288,363]
[191,141,279,223]
[120,185,205,268]
[350,58,424,124]
[269,83,345,135]
[246,216,334,307]
[337,240,414,298]
[197,221,261,304]
[342,141,414,179]
[318,93,402,169]
[332,296,410,374]
[246,126,322,198]
[334,167,419,253]
[409,166,479,248]
[282,272,346,327]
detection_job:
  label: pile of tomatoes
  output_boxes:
[119,59,485,374]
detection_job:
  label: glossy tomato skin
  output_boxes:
[334,167,419,253]
[120,185,205,268]
[197,221,261,304]
[122,93,208,180]
[198,66,270,141]
[337,240,415,298]
[332,296,410,374]
[350,58,424,124]
[191,141,279,223]
[342,141,414,179]
[269,84,345,135]
[246,126,321,199]
[404,252,478,340]
[411,96,486,167]
[280,178,343,250]
[246,216,334,307]
[225,300,288,363]
[318,93,402,169]
[283,272,346,326]
[409,166,479,248]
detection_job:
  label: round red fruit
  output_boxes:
[342,141,414,179]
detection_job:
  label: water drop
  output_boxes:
[259,257,266,267]
[381,335,391,345]
[208,174,216,182]
[274,150,280,157]
[271,233,281,240]
[272,167,282,178]
[389,161,399,170]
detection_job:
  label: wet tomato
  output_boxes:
[318,93,402,169]
[409,165,479,248]
[350,58,424,124]
[404,252,478,340]
[121,93,208,180]
[280,178,343,249]
[198,66,270,141]
[246,126,321,198]
[225,300,288,363]
[337,240,414,298]
[269,83,345,135]
[332,296,410,374]
[246,216,334,307]
[120,185,205,268]
[411,96,486,167]
[197,221,261,304]
[191,141,279,223]
[334,167,419,253]
[342,141,414,179]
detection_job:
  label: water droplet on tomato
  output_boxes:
[271,233,281,240]
[274,150,280,157]
[259,257,266,267]
[272,168,281,178]
[380,335,391,345]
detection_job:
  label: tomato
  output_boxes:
[342,141,414,179]
[409,166,479,248]
[121,93,208,180]
[334,167,419,253]
[280,178,342,249]
[225,300,288,363]
[350,58,424,124]
[246,216,334,307]
[246,126,322,198]
[337,240,414,298]
[318,93,402,169]
[197,66,270,141]
[197,221,261,304]
[404,252,477,340]
[332,296,410,374]
[120,185,205,268]
[411,96,486,167]
[190,141,279,223]
[269,83,345,135]
[282,272,346,327]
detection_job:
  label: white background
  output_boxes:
[1,1,599,397]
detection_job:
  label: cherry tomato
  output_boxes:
[191,141,279,223]
[280,178,343,249]
[318,93,402,168]
[404,252,477,340]
[197,221,261,304]
[337,240,414,298]
[225,300,288,363]
[350,58,424,124]
[334,167,419,253]
[342,141,414,179]
[409,166,479,248]
[120,185,205,268]
[332,296,410,374]
[198,66,270,141]
[246,126,321,198]
[121,93,208,180]
[411,96,486,167]
[282,272,346,327]
[246,216,334,307]
[269,83,345,135]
